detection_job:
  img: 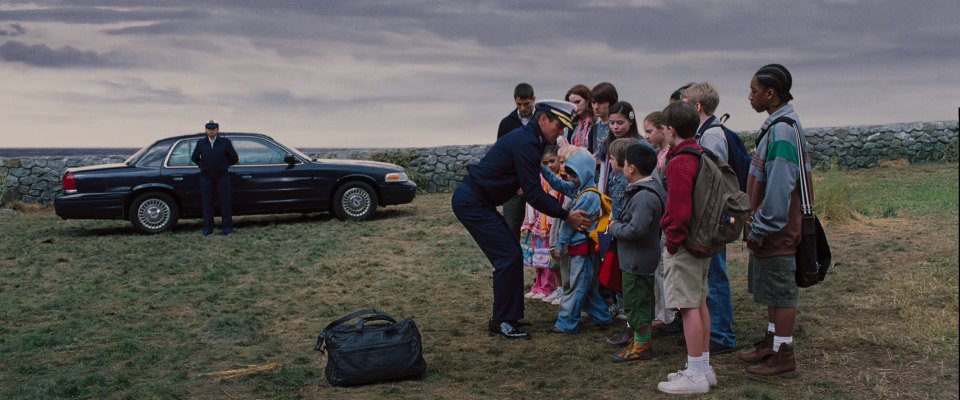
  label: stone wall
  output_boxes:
[313,120,958,193]
[0,156,126,204]
[311,145,492,193]
[804,120,958,169]
[0,120,956,204]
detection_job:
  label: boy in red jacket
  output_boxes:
[656,101,714,395]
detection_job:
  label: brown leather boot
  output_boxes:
[737,331,774,364]
[745,343,797,378]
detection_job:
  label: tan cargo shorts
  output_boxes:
[662,246,710,309]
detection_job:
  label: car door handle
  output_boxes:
[241,175,253,179]
[172,176,184,181]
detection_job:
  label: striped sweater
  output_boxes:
[745,104,814,258]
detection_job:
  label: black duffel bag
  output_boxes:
[315,308,427,386]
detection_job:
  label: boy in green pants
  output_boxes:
[608,143,666,362]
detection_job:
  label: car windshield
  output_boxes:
[282,143,314,161]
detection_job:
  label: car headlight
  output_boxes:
[385,171,408,182]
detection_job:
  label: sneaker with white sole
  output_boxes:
[524,291,536,299]
[543,288,562,303]
[658,369,710,394]
[668,366,717,386]
[530,292,546,300]
[551,294,562,305]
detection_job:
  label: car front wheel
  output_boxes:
[130,192,179,234]
[333,181,378,221]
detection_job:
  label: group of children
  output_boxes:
[516,63,809,394]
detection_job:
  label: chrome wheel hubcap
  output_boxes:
[138,199,170,230]
[341,187,371,218]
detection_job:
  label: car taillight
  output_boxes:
[63,172,77,194]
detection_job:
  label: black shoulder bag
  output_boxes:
[315,309,427,386]
[789,122,833,288]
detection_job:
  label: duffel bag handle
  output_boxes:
[354,315,399,330]
[315,309,397,353]
[321,308,393,332]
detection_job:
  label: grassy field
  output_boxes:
[1,162,957,399]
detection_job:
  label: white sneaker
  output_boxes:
[658,369,710,394]
[524,291,536,299]
[668,366,717,386]
[543,288,562,303]
[551,293,563,305]
[531,292,546,300]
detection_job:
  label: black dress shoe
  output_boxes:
[488,321,532,340]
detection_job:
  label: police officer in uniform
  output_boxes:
[191,120,239,236]
[452,100,593,339]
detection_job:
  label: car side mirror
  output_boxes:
[284,154,297,165]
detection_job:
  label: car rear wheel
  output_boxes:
[130,192,179,234]
[333,181,378,221]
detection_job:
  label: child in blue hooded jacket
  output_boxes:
[542,148,614,334]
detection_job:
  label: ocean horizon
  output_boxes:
[0,147,354,157]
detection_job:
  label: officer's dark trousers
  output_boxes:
[451,183,524,324]
[501,195,525,242]
[200,174,233,235]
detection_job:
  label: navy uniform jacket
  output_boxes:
[465,121,569,220]
[191,136,239,178]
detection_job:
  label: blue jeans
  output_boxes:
[554,253,612,333]
[707,249,736,347]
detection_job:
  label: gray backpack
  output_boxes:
[673,147,751,258]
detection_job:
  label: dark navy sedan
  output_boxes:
[54,133,417,234]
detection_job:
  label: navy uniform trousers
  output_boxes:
[200,174,233,235]
[451,183,525,324]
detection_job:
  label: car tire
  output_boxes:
[130,192,179,234]
[333,181,378,221]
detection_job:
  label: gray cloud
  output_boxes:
[10,1,954,65]
[95,78,187,103]
[0,22,26,36]
[1,0,957,147]
[0,7,204,25]
[0,40,122,67]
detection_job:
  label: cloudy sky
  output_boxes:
[1,1,957,149]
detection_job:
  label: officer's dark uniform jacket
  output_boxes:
[464,121,569,220]
[191,136,239,178]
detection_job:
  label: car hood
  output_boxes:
[313,158,403,171]
[67,163,129,173]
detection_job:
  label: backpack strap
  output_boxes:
[756,116,797,146]
[576,186,601,201]
[694,116,717,140]
[757,116,810,215]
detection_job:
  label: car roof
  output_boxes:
[163,132,276,142]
